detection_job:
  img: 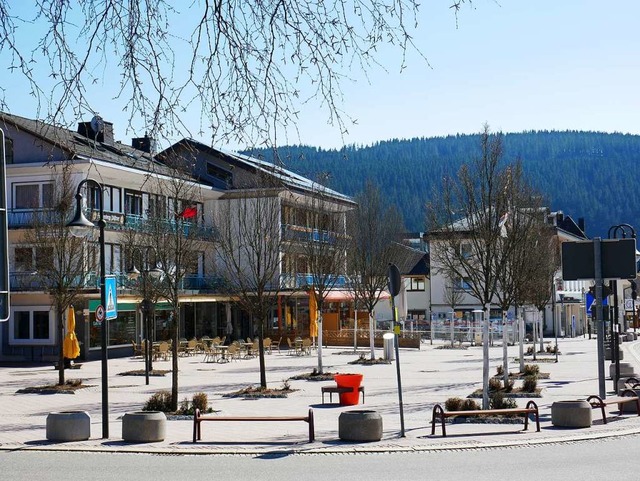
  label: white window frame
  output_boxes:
[12,182,54,210]
[9,306,55,345]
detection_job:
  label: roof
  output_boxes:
[0,112,174,177]
[159,138,355,204]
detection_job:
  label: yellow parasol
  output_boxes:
[63,306,81,359]
[308,290,318,338]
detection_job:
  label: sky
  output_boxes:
[2,0,640,150]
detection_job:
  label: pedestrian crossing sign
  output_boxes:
[105,275,118,320]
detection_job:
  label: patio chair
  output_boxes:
[271,336,282,354]
[131,340,143,357]
[301,338,312,356]
[287,338,301,356]
[156,341,170,361]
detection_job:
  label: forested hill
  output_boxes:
[243,131,640,237]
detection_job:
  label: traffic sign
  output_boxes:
[105,275,118,320]
[96,305,105,323]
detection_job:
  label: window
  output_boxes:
[13,246,52,272]
[206,162,232,187]
[14,247,33,272]
[13,182,54,209]
[89,185,120,213]
[124,189,143,216]
[455,277,472,291]
[148,194,166,219]
[460,242,473,259]
[408,277,425,291]
[10,307,54,345]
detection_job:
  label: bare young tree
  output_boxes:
[145,157,208,410]
[348,181,407,360]
[290,179,353,374]
[23,163,89,385]
[493,163,547,382]
[425,124,519,409]
[442,272,465,347]
[213,174,286,389]
[0,1,472,146]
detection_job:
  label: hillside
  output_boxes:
[244,131,640,237]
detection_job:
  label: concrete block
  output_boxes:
[551,400,592,428]
[122,411,166,442]
[339,410,383,442]
[46,411,91,441]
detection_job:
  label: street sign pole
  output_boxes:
[594,238,606,399]
[388,263,405,437]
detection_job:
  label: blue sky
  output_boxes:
[3,1,640,149]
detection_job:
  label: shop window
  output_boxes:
[9,307,54,344]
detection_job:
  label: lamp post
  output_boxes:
[66,178,108,439]
[127,250,162,385]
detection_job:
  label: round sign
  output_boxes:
[96,305,105,322]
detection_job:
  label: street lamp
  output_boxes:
[66,178,109,439]
[127,249,162,385]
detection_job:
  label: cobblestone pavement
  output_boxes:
[2,336,640,455]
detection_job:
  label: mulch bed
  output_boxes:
[118,369,170,377]
[468,388,542,398]
[16,380,91,395]
[348,358,391,365]
[289,371,338,381]
[222,386,296,398]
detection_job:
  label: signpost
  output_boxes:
[388,263,405,437]
[562,233,637,398]
[0,128,9,322]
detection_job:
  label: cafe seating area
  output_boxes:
[131,335,315,363]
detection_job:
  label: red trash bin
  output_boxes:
[334,373,363,405]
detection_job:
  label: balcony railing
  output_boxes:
[10,271,224,294]
[281,224,340,244]
[8,209,216,240]
[280,273,349,289]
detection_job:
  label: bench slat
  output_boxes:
[193,408,315,443]
[431,400,540,437]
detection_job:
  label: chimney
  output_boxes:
[77,120,114,144]
[556,211,564,223]
[132,134,153,153]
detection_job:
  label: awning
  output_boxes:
[320,289,391,302]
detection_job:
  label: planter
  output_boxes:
[122,411,166,442]
[551,400,592,428]
[46,411,91,441]
[334,373,364,405]
[610,362,635,379]
[338,410,383,442]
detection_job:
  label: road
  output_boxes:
[2,435,637,481]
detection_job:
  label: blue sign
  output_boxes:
[586,292,607,314]
[105,276,118,320]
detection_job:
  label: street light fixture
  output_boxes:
[127,249,162,385]
[66,178,109,439]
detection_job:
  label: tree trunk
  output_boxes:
[482,304,490,410]
[58,307,65,385]
[368,312,375,360]
[502,312,509,385]
[171,308,179,412]
[317,311,324,374]
[258,318,267,388]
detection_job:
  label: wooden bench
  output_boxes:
[586,389,640,424]
[192,408,315,443]
[321,385,365,404]
[431,400,540,437]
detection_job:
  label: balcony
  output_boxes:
[281,224,340,244]
[280,273,349,289]
[10,271,224,294]
[8,209,216,241]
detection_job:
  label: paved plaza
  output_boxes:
[2,336,640,455]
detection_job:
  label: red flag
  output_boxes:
[178,205,197,219]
